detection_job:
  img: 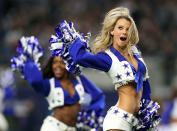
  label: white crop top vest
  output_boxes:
[105,48,149,90]
[46,76,88,110]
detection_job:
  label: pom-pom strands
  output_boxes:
[76,110,104,131]
[135,99,161,130]
[11,36,43,78]
[49,20,91,75]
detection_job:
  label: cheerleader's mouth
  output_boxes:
[55,67,62,75]
[120,37,127,41]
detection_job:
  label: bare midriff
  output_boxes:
[117,81,143,115]
[52,102,80,126]
[171,118,177,123]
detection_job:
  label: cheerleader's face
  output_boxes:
[52,56,67,79]
[110,18,131,50]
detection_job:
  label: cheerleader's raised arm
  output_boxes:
[51,7,161,131]
[11,36,50,96]
[11,36,106,131]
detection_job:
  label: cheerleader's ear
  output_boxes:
[110,30,114,35]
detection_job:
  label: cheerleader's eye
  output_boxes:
[118,26,123,30]
[60,61,65,65]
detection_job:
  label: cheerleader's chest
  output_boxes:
[105,46,149,91]
[46,77,87,110]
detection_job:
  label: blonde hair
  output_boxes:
[92,7,139,55]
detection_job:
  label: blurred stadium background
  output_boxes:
[0,0,177,130]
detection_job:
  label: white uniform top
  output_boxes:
[105,47,149,90]
[46,76,91,110]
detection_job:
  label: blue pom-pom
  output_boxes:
[49,20,93,75]
[135,99,161,130]
[10,36,43,78]
[76,109,104,130]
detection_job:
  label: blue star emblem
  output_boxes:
[126,71,130,76]
[79,87,82,91]
[123,63,128,69]
[123,113,129,119]
[49,120,53,122]
[132,118,135,124]
[114,109,119,114]
[116,74,121,80]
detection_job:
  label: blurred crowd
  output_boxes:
[0,0,177,84]
[0,0,177,131]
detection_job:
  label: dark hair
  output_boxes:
[41,56,75,79]
[42,57,54,78]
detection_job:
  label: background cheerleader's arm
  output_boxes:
[23,60,50,97]
[79,74,105,112]
[68,38,112,72]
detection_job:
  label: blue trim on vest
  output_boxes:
[134,55,146,93]
[110,46,126,61]
[54,77,80,105]
[110,46,146,93]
